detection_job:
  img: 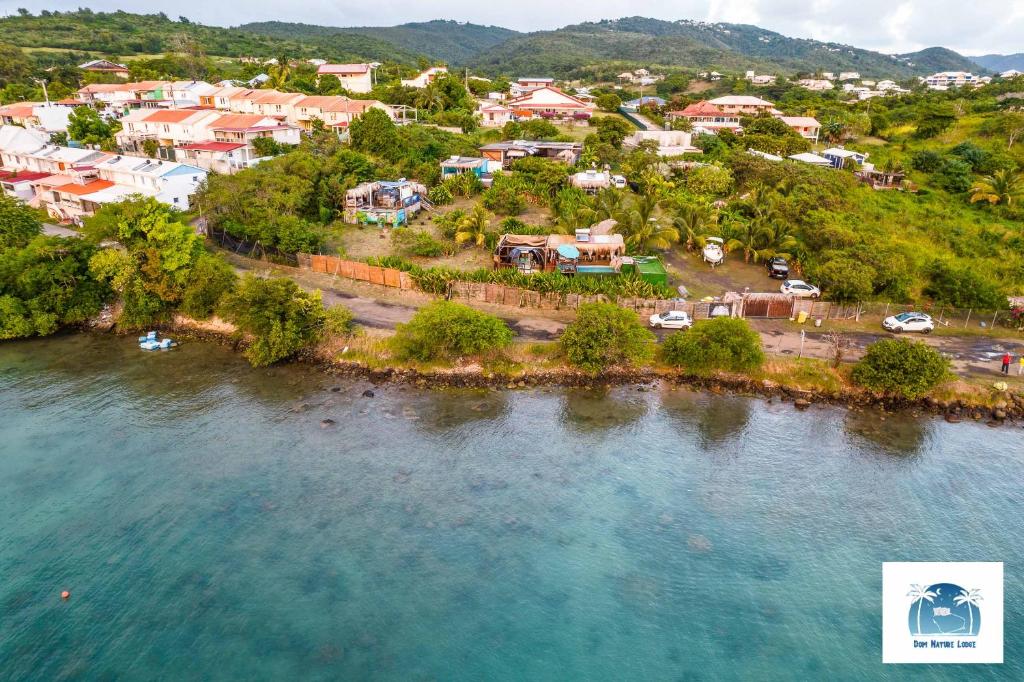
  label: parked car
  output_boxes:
[765,256,789,279]
[649,311,693,329]
[883,312,934,334]
[780,280,821,298]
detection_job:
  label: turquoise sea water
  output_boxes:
[1,334,1021,681]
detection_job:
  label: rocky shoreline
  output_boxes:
[101,318,1024,427]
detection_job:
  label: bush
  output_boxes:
[392,300,513,361]
[560,302,655,373]
[219,275,339,367]
[813,257,876,302]
[924,261,1007,309]
[852,339,949,398]
[180,253,237,319]
[392,229,449,258]
[481,183,526,215]
[596,93,622,112]
[910,150,943,172]
[427,184,454,205]
[660,317,764,375]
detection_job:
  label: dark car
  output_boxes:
[766,257,789,279]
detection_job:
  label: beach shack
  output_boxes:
[493,228,626,275]
[344,179,427,227]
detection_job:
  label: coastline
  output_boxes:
[93,314,1024,427]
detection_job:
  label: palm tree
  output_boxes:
[908,584,937,636]
[821,119,846,144]
[455,204,491,248]
[970,168,1023,206]
[672,203,713,251]
[953,588,983,635]
[578,146,599,168]
[592,188,624,221]
[268,55,291,89]
[615,195,679,253]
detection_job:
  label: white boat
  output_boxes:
[703,237,725,267]
[138,331,176,351]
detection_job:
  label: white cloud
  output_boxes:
[3,0,1023,55]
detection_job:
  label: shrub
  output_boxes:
[813,257,876,302]
[852,339,949,398]
[660,317,764,375]
[392,300,513,361]
[392,230,449,257]
[924,261,1007,309]
[910,150,943,172]
[560,302,655,373]
[180,253,237,319]
[219,275,339,367]
[427,184,454,206]
[481,183,526,215]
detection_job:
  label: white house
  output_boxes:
[510,78,554,97]
[505,86,595,120]
[838,72,861,81]
[797,79,834,91]
[1000,69,1023,79]
[401,66,448,88]
[777,116,821,143]
[707,95,775,116]
[316,64,374,93]
[924,72,977,89]
[478,102,514,127]
[624,130,699,157]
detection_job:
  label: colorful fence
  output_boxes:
[300,254,415,290]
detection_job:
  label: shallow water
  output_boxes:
[1,334,1021,680]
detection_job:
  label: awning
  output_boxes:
[557,244,580,259]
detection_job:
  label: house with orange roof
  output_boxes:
[667,101,742,132]
[316,64,374,93]
[504,86,595,122]
[292,96,390,132]
[116,108,224,154]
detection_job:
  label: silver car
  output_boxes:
[649,311,693,329]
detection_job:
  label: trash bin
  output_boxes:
[797,310,809,324]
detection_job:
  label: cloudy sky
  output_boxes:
[4,0,1024,55]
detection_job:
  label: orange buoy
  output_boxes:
[61,590,70,600]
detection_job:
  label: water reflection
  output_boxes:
[557,387,650,432]
[843,408,929,458]
[403,388,510,434]
[659,389,752,447]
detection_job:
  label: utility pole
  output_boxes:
[33,78,49,106]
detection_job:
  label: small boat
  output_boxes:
[138,331,176,351]
[703,237,725,267]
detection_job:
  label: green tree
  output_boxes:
[852,339,949,398]
[684,164,733,196]
[660,317,764,375]
[0,235,109,338]
[595,116,633,148]
[0,192,41,248]
[615,194,679,253]
[454,203,492,248]
[596,93,622,112]
[813,257,876,302]
[349,107,400,160]
[391,300,513,361]
[67,106,117,148]
[969,168,1023,206]
[220,275,348,366]
[142,139,159,158]
[923,261,1007,309]
[914,103,957,139]
[560,302,655,373]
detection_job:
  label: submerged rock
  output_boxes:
[320,418,336,429]
[362,389,375,398]
[687,534,713,553]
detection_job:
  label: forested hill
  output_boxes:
[468,17,979,79]
[238,20,520,65]
[970,53,1024,72]
[0,10,422,63]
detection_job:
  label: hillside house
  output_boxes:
[707,95,775,116]
[924,72,977,89]
[439,156,496,182]
[797,79,834,91]
[822,147,868,169]
[77,81,172,113]
[788,152,832,167]
[510,78,554,96]
[343,179,427,227]
[477,102,514,127]
[854,163,907,190]
[777,116,821,143]
[401,66,448,88]
[667,101,741,132]
[293,96,388,133]
[478,140,582,168]
[621,96,666,112]
[624,130,700,156]
[317,64,374,93]
[505,86,595,120]
[79,59,129,79]
[745,71,777,86]
[839,72,861,81]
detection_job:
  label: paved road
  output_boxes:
[43,223,82,238]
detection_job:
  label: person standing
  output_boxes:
[1018,354,1024,376]
[1001,351,1012,375]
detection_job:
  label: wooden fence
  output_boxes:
[299,253,415,290]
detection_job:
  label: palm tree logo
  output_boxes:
[953,588,983,636]
[908,584,937,635]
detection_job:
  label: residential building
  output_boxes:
[116,108,224,155]
[667,101,741,132]
[777,116,821,143]
[0,103,40,128]
[173,142,254,175]
[838,72,861,81]
[1000,70,1023,79]
[796,79,834,91]
[707,95,775,116]
[788,152,832,167]
[745,71,777,86]
[292,96,388,132]
[621,96,666,112]
[478,140,582,168]
[477,102,514,127]
[401,66,448,88]
[439,156,497,183]
[205,113,302,150]
[316,64,374,93]
[77,81,172,112]
[78,59,129,79]
[623,130,699,156]
[822,147,868,169]
[510,78,554,96]
[504,86,595,120]
[924,72,977,89]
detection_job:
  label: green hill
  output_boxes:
[238,20,520,64]
[0,10,421,63]
[469,17,977,79]
[969,53,1024,72]
[895,47,983,75]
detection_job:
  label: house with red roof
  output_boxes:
[316,64,374,93]
[504,86,595,122]
[667,101,741,132]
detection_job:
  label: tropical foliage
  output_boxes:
[660,318,765,375]
[851,339,950,399]
[391,300,513,361]
[560,302,655,373]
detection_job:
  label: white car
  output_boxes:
[611,174,627,189]
[649,311,693,329]
[883,312,934,334]
[780,280,821,298]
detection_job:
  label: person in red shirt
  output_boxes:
[1001,352,1012,375]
